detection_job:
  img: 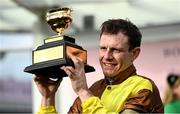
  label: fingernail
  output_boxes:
[60,66,65,70]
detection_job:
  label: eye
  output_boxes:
[100,46,107,51]
[111,48,121,53]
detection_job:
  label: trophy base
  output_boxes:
[24,35,95,78]
[24,59,95,78]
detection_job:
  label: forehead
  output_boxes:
[100,32,129,47]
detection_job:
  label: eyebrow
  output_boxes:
[99,45,125,50]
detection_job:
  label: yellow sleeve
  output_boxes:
[81,96,118,114]
[37,106,57,114]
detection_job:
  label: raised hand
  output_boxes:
[33,75,62,106]
[61,53,92,102]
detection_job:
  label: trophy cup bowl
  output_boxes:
[24,7,95,78]
[46,7,72,35]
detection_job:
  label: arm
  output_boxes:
[61,53,93,103]
[33,75,62,113]
[80,90,154,113]
[76,96,140,114]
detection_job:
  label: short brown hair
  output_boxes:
[100,19,142,51]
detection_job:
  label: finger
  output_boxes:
[61,66,75,78]
[68,53,84,69]
[33,74,48,82]
[34,74,61,86]
[33,75,45,89]
[33,74,43,82]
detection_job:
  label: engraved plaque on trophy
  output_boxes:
[24,7,95,78]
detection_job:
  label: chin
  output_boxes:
[103,71,115,77]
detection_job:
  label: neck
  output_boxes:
[105,64,137,85]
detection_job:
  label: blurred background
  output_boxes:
[0,0,180,113]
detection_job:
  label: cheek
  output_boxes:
[99,51,103,61]
[115,54,132,68]
[116,53,129,63]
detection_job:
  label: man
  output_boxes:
[34,19,164,113]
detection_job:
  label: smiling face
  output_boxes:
[99,32,140,77]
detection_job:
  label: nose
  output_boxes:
[104,49,113,60]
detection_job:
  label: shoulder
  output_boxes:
[128,75,152,82]
[135,75,161,95]
[124,75,153,93]
[122,75,164,112]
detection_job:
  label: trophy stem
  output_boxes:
[56,28,64,36]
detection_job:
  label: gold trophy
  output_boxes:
[24,7,95,78]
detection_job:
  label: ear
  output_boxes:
[130,47,140,61]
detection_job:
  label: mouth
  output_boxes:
[103,62,117,68]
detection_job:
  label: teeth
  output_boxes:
[105,63,112,66]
